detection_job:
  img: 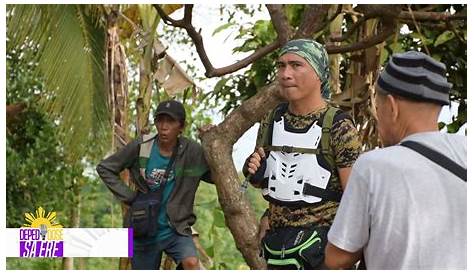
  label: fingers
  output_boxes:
[247,163,257,175]
[247,149,264,175]
[257,147,265,159]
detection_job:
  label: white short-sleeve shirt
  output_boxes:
[327,131,466,269]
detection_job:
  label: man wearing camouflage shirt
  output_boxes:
[244,39,361,269]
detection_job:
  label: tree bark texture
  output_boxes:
[200,82,284,269]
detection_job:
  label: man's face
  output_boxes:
[276,53,321,102]
[154,114,183,144]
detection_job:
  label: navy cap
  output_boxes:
[154,100,186,123]
[377,51,452,105]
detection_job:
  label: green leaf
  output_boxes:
[434,31,455,47]
[409,32,433,46]
[196,198,217,210]
[438,121,446,130]
[7,5,109,162]
[446,121,460,133]
[213,77,229,93]
[204,245,215,258]
[212,208,226,228]
[212,22,234,36]
[389,42,403,54]
[380,47,389,65]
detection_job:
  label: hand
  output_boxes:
[247,147,265,175]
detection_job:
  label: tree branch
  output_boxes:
[154,4,282,78]
[154,4,465,79]
[266,4,291,44]
[326,4,343,27]
[326,19,396,54]
[294,5,331,39]
[153,4,183,27]
[446,20,467,44]
[398,9,467,21]
[211,42,281,76]
[355,4,403,18]
[400,20,448,30]
[330,14,378,42]
[331,4,401,42]
[183,4,193,24]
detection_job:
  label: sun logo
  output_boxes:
[19,207,64,257]
[22,207,62,229]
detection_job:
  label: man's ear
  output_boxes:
[387,94,399,123]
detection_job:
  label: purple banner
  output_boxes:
[20,241,63,257]
[128,228,134,258]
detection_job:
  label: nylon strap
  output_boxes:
[264,145,318,155]
[321,106,337,169]
[302,183,342,202]
[400,140,466,182]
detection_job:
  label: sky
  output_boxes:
[161,4,269,169]
[162,4,467,170]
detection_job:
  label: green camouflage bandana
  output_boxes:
[279,39,331,99]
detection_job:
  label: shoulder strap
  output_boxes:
[142,138,180,192]
[138,134,157,187]
[320,106,338,169]
[265,145,318,154]
[259,103,287,148]
[261,105,338,161]
[158,139,180,188]
[399,140,466,182]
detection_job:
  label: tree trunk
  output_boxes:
[62,257,74,270]
[136,16,160,135]
[136,56,154,135]
[105,7,131,270]
[200,82,283,269]
[62,178,82,270]
[330,12,382,151]
[77,258,86,270]
[347,18,382,151]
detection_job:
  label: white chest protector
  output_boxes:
[263,117,331,203]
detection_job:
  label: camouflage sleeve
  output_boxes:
[330,112,362,168]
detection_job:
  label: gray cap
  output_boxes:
[377,51,452,105]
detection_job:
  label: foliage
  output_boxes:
[208,4,466,133]
[394,5,466,133]
[6,21,116,269]
[193,176,268,270]
[206,13,280,115]
[7,4,110,161]
[7,108,76,228]
[7,40,82,228]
